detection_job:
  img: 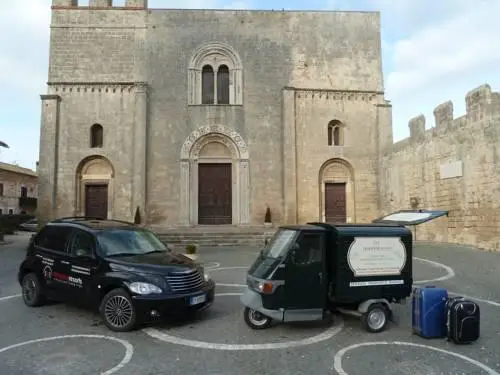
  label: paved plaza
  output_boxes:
[1,232,499,374]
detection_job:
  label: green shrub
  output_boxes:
[134,206,141,225]
[185,244,197,254]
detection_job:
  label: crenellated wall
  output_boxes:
[382,84,500,251]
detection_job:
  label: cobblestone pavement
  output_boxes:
[1,233,499,374]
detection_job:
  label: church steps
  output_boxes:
[151,226,277,249]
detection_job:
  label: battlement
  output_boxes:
[406,84,500,143]
[52,0,147,8]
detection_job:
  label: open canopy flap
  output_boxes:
[372,209,449,225]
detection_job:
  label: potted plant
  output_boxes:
[264,206,272,227]
[184,244,198,260]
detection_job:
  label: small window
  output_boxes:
[327,120,344,146]
[0,209,2,215]
[217,65,230,105]
[202,65,215,104]
[21,185,28,198]
[8,209,13,215]
[90,124,104,148]
[34,226,73,253]
[0,183,3,196]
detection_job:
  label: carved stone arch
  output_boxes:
[318,157,356,223]
[188,42,243,105]
[179,125,250,226]
[75,154,115,218]
[180,125,249,160]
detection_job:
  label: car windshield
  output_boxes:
[261,229,297,259]
[97,229,168,257]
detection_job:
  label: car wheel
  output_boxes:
[362,303,389,333]
[21,272,45,307]
[99,288,137,332]
[243,307,272,329]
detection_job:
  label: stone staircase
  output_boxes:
[150,225,278,250]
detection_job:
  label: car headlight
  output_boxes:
[129,282,162,295]
[204,271,210,281]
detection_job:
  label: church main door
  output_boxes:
[324,182,346,223]
[85,184,108,219]
[198,163,232,225]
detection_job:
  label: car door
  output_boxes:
[283,231,326,322]
[32,225,73,299]
[61,228,99,304]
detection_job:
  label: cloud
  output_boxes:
[384,0,500,98]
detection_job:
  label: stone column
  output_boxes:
[179,160,190,225]
[132,82,148,221]
[239,159,250,224]
[126,0,148,7]
[282,88,297,224]
[38,94,61,224]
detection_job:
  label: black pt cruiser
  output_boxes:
[17,217,215,332]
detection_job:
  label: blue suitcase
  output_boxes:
[412,286,448,338]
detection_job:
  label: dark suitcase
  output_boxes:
[412,286,448,338]
[446,296,480,344]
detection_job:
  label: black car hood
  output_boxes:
[106,251,196,274]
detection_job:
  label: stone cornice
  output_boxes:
[283,86,384,95]
[40,94,61,101]
[47,81,147,94]
[284,86,383,102]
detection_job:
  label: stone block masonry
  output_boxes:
[381,84,500,251]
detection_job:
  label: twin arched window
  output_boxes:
[90,123,103,148]
[202,64,230,104]
[327,120,345,146]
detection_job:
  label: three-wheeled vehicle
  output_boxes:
[240,209,448,333]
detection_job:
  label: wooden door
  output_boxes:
[198,163,232,225]
[324,183,346,223]
[85,184,108,219]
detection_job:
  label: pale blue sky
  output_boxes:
[1,0,499,170]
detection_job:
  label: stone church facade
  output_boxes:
[39,1,500,250]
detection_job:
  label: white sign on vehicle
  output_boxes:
[347,237,406,277]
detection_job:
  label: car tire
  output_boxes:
[21,272,45,307]
[243,307,272,329]
[362,303,390,333]
[99,288,137,332]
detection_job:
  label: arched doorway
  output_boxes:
[75,155,115,219]
[318,158,355,223]
[180,125,250,225]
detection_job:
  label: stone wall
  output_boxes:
[381,84,500,251]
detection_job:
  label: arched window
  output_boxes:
[327,120,344,146]
[217,65,230,104]
[188,42,243,105]
[202,65,215,104]
[90,124,103,148]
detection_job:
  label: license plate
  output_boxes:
[189,294,206,306]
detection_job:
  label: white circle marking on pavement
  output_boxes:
[0,334,134,375]
[209,266,248,288]
[203,262,221,270]
[413,257,455,284]
[143,292,344,351]
[333,341,500,375]
[0,293,21,302]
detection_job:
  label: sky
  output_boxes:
[0,0,499,170]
